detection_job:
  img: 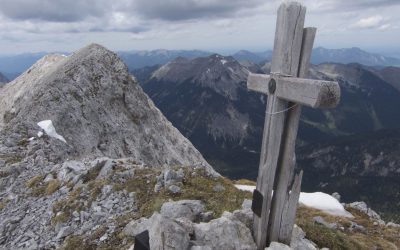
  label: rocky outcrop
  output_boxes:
[123,199,324,250]
[0,43,217,175]
[0,44,219,249]
[124,200,257,250]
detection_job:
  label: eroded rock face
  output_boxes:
[0,44,217,175]
[0,44,219,249]
[160,200,205,222]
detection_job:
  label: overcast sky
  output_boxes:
[0,0,399,55]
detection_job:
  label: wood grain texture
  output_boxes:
[247,74,340,109]
[270,28,317,244]
[247,73,271,95]
[279,170,303,243]
[253,2,306,249]
[276,77,340,108]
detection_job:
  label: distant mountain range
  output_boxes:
[231,50,272,64]
[140,54,400,177]
[0,72,8,85]
[1,47,399,81]
[137,54,400,220]
[232,47,400,67]
[311,47,400,66]
[117,49,212,69]
[0,52,48,80]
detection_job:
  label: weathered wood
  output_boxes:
[279,170,303,243]
[298,27,317,77]
[277,77,340,108]
[268,27,316,244]
[247,74,340,108]
[247,74,271,95]
[248,2,341,249]
[253,2,306,249]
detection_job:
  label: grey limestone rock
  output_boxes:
[199,212,213,223]
[0,44,220,248]
[93,158,116,180]
[232,208,253,229]
[148,213,191,250]
[0,43,218,177]
[56,226,74,240]
[168,185,182,194]
[175,217,195,235]
[265,242,292,250]
[331,192,341,202]
[193,211,256,250]
[386,222,400,228]
[190,246,212,250]
[313,216,337,230]
[347,201,384,224]
[160,200,205,222]
[123,217,149,237]
[349,221,366,233]
[290,225,317,250]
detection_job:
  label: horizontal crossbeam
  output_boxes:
[247,73,340,109]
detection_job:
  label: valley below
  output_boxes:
[134,53,400,223]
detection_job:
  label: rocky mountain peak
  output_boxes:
[151,54,250,100]
[0,43,217,173]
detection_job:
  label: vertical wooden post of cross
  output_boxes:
[247,2,340,249]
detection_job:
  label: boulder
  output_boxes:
[160,200,205,222]
[148,213,190,250]
[232,208,253,229]
[290,225,317,250]
[348,201,385,224]
[266,242,291,250]
[164,169,184,185]
[124,213,190,250]
[124,217,150,236]
[193,211,256,250]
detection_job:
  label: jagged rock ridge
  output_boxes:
[0,44,216,172]
[0,44,219,249]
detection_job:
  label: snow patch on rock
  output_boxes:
[37,120,67,143]
[234,185,353,218]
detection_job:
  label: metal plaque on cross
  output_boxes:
[246,2,341,249]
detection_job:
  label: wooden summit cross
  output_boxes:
[247,2,340,249]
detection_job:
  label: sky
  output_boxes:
[0,0,400,55]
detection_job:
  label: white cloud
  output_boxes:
[353,15,384,29]
[351,15,392,30]
[378,24,391,31]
